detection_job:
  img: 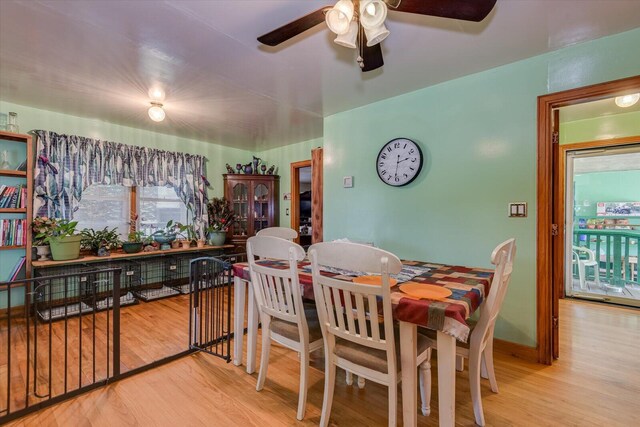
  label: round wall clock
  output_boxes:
[376,138,423,187]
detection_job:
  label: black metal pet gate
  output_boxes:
[1,254,234,423]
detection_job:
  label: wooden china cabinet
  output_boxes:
[223,174,279,251]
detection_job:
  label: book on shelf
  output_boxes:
[0,218,27,246]
[16,160,27,171]
[0,184,27,208]
[6,256,26,281]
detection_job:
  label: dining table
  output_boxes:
[232,259,493,427]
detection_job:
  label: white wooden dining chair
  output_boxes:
[309,241,432,427]
[246,236,323,421]
[256,226,298,241]
[420,238,516,426]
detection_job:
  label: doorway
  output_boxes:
[537,75,640,364]
[290,148,324,247]
[563,143,640,307]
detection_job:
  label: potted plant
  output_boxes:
[206,197,236,246]
[32,216,57,261]
[152,220,177,250]
[81,227,120,256]
[122,231,147,254]
[46,219,82,261]
[177,222,196,249]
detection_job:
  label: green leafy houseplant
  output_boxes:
[46,219,82,261]
[176,222,197,248]
[81,227,120,256]
[206,198,236,246]
[152,220,177,247]
[32,216,57,246]
[122,231,147,254]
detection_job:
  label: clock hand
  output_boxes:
[398,157,411,163]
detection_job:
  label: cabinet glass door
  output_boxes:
[253,183,270,233]
[232,183,248,237]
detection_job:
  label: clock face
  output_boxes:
[376,138,423,187]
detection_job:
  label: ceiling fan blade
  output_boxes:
[257,6,332,46]
[388,0,497,22]
[361,35,384,72]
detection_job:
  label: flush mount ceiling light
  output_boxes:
[257,0,497,72]
[614,93,640,108]
[148,102,165,122]
[148,87,166,102]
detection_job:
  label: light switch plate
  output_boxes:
[508,202,527,217]
[343,176,353,188]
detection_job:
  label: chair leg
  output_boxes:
[388,382,398,427]
[346,370,353,385]
[320,358,336,427]
[578,262,586,290]
[296,350,309,420]
[483,343,499,393]
[469,351,486,426]
[256,319,271,392]
[357,376,366,389]
[419,359,431,416]
[456,355,464,372]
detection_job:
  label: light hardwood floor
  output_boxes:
[5,299,640,426]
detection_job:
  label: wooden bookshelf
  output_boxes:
[0,245,26,251]
[0,170,27,177]
[0,131,33,284]
[0,208,27,213]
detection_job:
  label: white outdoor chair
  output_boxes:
[246,236,323,420]
[309,241,432,427]
[572,245,601,289]
[420,238,516,426]
[256,226,298,241]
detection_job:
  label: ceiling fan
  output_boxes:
[257,0,497,72]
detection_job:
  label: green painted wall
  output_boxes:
[323,28,640,347]
[560,110,640,144]
[258,138,323,227]
[574,171,640,218]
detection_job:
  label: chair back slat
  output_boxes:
[472,238,516,348]
[247,236,306,327]
[309,242,402,355]
[256,227,299,241]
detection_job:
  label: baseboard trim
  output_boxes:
[494,338,538,363]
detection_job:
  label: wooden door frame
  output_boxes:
[290,160,312,244]
[537,74,640,365]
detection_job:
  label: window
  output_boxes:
[74,185,130,236]
[74,185,188,239]
[138,187,188,236]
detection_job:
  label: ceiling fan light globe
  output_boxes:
[364,24,390,46]
[360,0,387,29]
[334,21,358,48]
[325,0,354,34]
[148,104,165,122]
[614,93,640,108]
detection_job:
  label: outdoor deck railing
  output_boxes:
[573,228,640,287]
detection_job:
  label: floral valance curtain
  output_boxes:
[33,130,208,233]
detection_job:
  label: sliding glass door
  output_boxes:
[564,144,640,307]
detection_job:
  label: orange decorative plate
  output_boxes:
[353,275,398,287]
[399,283,452,300]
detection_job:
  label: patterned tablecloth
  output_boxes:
[232,260,493,343]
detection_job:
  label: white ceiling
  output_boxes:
[1,1,640,150]
[574,150,640,173]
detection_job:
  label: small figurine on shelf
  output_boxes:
[235,163,243,174]
[252,156,261,174]
[225,163,235,174]
[260,164,267,174]
[266,165,276,175]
